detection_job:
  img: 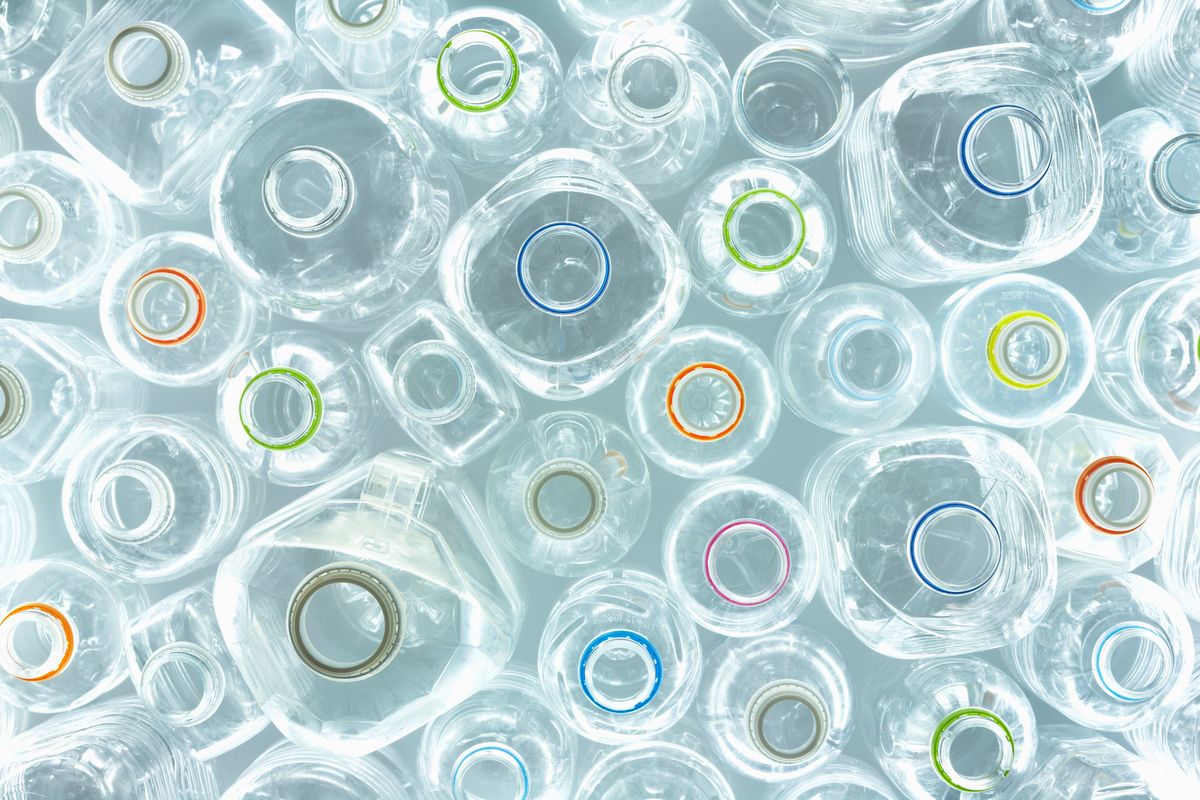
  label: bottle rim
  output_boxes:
[450,742,531,800]
[1073,456,1154,535]
[578,629,663,714]
[986,309,1069,390]
[105,22,191,107]
[125,267,208,347]
[703,518,791,607]
[515,221,611,316]
[392,339,478,424]
[745,679,829,764]
[723,188,807,272]
[0,184,62,264]
[666,361,746,442]
[0,362,30,441]
[0,602,75,683]
[606,42,691,126]
[930,707,1016,793]
[524,457,609,539]
[323,0,400,40]
[238,366,325,451]
[437,28,521,113]
[958,104,1052,198]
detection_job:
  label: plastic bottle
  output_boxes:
[0,0,90,82]
[557,0,692,35]
[222,742,420,800]
[1011,724,1185,799]
[769,757,900,800]
[574,741,735,800]
[1158,442,1200,621]
[486,411,651,576]
[0,485,34,572]
[1127,0,1200,122]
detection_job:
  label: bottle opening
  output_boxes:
[608,43,690,125]
[1070,0,1132,12]
[667,362,746,442]
[105,23,190,106]
[140,643,226,727]
[524,458,608,539]
[324,0,397,38]
[0,363,29,441]
[89,459,176,544]
[1074,456,1154,535]
[1151,134,1200,215]
[516,221,611,315]
[987,310,1068,390]
[704,519,791,606]
[0,185,61,263]
[723,188,807,272]
[827,317,912,402]
[287,563,404,681]
[578,629,662,714]
[1092,622,1175,703]
[437,29,520,112]
[451,743,531,800]
[746,680,827,763]
[0,603,74,683]
[908,502,1003,595]
[239,367,324,451]
[931,708,1015,793]
[959,105,1052,198]
[393,340,477,424]
[263,146,355,237]
[125,268,207,347]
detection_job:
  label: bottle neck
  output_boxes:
[125,267,207,347]
[1074,456,1154,535]
[239,367,324,451]
[437,28,520,113]
[1151,134,1200,215]
[666,362,746,441]
[1090,621,1175,702]
[323,0,400,40]
[607,43,690,125]
[89,459,176,543]
[0,184,62,264]
[451,743,531,800]
[931,707,1016,793]
[987,310,1069,390]
[0,363,29,441]
[959,104,1052,198]
[0,603,75,682]
[105,22,191,106]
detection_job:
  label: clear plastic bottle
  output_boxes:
[1011,724,1185,799]
[867,657,1036,800]
[680,159,836,317]
[538,569,700,744]
[804,426,1056,658]
[36,0,313,216]
[214,450,523,756]
[627,324,779,479]
[0,95,19,158]
[216,329,376,488]
[1158,442,1200,621]
[1127,0,1200,122]
[769,757,900,800]
[294,0,444,97]
[213,90,462,327]
[0,699,26,744]
[123,584,267,760]
[938,273,1094,428]
[0,150,138,308]
[1005,567,1193,731]
[0,0,90,82]
[486,411,651,577]
[557,0,692,35]
[0,320,146,485]
[564,17,729,198]
[62,414,263,583]
[0,484,34,572]
[574,741,735,800]
[700,628,852,782]
[775,283,934,435]
[405,8,563,180]
[362,300,521,466]
[0,557,145,713]
[438,148,689,399]
[418,666,577,799]
[0,697,219,799]
[1022,414,1177,571]
[100,232,264,387]
[663,476,818,637]
[1077,108,1200,273]
[222,742,420,800]
[842,44,1103,287]
[1126,657,1200,789]
[731,38,852,162]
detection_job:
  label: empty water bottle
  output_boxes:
[574,741,735,800]
[1158,442,1200,621]
[1127,0,1200,122]
[0,0,90,82]
[557,0,692,35]
[769,757,900,800]
[0,484,33,572]
[223,742,420,800]
[1010,724,1183,799]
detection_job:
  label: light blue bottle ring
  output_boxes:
[826,317,911,402]
[908,501,1003,596]
[1069,0,1131,13]
[578,629,662,714]
[1092,622,1173,703]
[451,743,531,799]
[959,104,1052,198]
[516,221,611,315]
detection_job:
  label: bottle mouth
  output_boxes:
[1069,0,1132,12]
[0,363,30,441]
[88,459,176,544]
[516,221,611,316]
[908,502,1003,596]
[667,362,746,442]
[1074,456,1154,535]
[263,146,356,237]
[1091,621,1175,703]
[704,519,791,607]
[607,43,690,125]
[723,188,807,272]
[0,185,62,264]
[578,629,662,714]
[827,317,912,402]
[437,28,520,113]
[323,0,399,39]
[745,680,828,764]
[105,22,191,106]
[392,340,477,424]
[1151,134,1200,215]
[986,310,1068,390]
[0,603,75,683]
[139,643,226,727]
[451,743,531,800]
[239,367,324,451]
[959,105,1052,198]
[524,457,609,539]
[125,267,207,347]
[931,708,1015,793]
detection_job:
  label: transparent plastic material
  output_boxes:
[222,742,420,800]
[1022,414,1177,571]
[418,667,577,800]
[627,325,780,479]
[868,657,1036,800]
[123,585,267,760]
[775,283,934,435]
[101,232,264,387]
[487,411,651,577]
[564,17,730,198]
[0,150,138,308]
[0,700,26,744]
[213,90,462,327]
[663,476,818,637]
[439,148,689,399]
[842,44,1103,287]
[575,741,735,800]
[538,569,700,743]
[0,485,34,572]
[0,0,90,82]
[1127,0,1200,122]
[1127,660,1200,789]
[805,426,1056,658]
[0,698,218,800]
[63,414,263,583]
[0,96,19,158]
[363,300,521,467]
[216,330,376,487]
[1005,567,1193,731]
[938,273,1093,429]
[1011,724,1183,799]
[680,159,836,317]
[1158,442,1200,621]
[0,320,146,485]
[700,628,852,781]
[214,450,523,756]
[1077,108,1200,273]
[769,757,900,800]
[405,8,563,179]
[295,0,444,97]
[557,0,692,35]
[0,557,146,713]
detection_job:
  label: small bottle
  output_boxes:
[0,0,90,82]
[680,159,836,317]
[557,0,692,36]
[217,330,376,487]
[223,742,420,800]
[731,39,852,162]
[1005,567,1193,731]
[123,584,268,760]
[700,628,852,781]
[0,94,21,158]
[100,232,264,387]
[775,283,934,435]
[1012,724,1180,799]
[0,320,146,485]
[63,414,263,583]
[539,569,700,743]
[1022,414,1178,571]
[867,657,1037,800]
[575,741,735,800]
[627,324,779,479]
[0,484,34,572]
[1158,442,1200,621]
[486,411,651,577]
[805,426,1056,658]
[769,757,900,800]
[564,17,729,198]
[418,666,577,799]
[937,273,1094,428]
[0,557,146,713]
[0,151,138,308]
[1127,0,1200,122]
[214,451,523,756]
[213,90,462,327]
[439,148,689,399]
[362,300,521,466]
[406,8,563,179]
[1077,109,1200,273]
[663,476,819,637]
